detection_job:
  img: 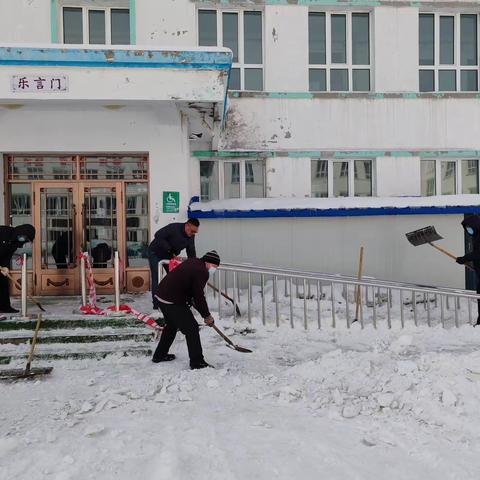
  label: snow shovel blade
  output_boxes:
[0,366,53,381]
[226,343,253,353]
[406,226,443,247]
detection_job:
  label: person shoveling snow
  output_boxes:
[152,250,220,369]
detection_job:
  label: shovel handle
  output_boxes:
[429,243,477,272]
[211,324,236,347]
[1,269,46,312]
[25,314,42,374]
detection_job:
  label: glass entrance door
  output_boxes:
[33,182,123,296]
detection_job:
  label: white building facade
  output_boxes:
[0,0,479,294]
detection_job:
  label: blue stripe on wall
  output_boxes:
[188,206,480,219]
[0,47,232,70]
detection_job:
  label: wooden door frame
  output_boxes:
[32,180,125,296]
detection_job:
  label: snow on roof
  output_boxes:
[190,195,480,213]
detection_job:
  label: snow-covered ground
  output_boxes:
[2,289,480,480]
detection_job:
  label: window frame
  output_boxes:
[199,159,267,201]
[419,12,480,92]
[197,8,265,91]
[421,158,480,195]
[61,5,130,45]
[308,10,372,92]
[311,158,375,198]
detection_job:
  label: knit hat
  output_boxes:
[201,250,221,266]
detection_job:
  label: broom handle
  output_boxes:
[25,314,42,374]
[354,246,364,320]
[429,243,477,272]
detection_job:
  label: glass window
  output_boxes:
[419,14,435,65]
[244,68,263,91]
[331,69,348,91]
[200,161,219,201]
[352,13,369,65]
[440,16,454,64]
[199,10,217,46]
[421,161,436,196]
[111,9,130,45]
[353,69,370,91]
[244,11,262,64]
[462,160,479,194]
[125,184,148,267]
[311,160,328,197]
[245,160,265,198]
[309,13,326,64]
[89,10,106,44]
[439,70,456,91]
[460,14,477,66]
[224,162,241,199]
[441,161,456,194]
[229,68,241,90]
[354,160,372,196]
[331,15,347,63]
[419,70,435,92]
[309,69,326,91]
[223,12,239,62]
[63,7,83,44]
[333,162,349,197]
[7,156,76,180]
[8,184,33,269]
[80,157,147,180]
[461,70,478,91]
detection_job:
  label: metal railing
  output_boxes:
[160,260,480,329]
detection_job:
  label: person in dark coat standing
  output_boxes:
[152,250,220,369]
[456,214,480,326]
[147,219,199,309]
[0,224,35,313]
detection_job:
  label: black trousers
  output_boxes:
[153,303,204,364]
[0,258,12,309]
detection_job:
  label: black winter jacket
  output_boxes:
[155,258,210,318]
[148,222,196,259]
[0,224,35,265]
[459,216,480,271]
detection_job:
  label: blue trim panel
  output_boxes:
[0,47,232,70]
[189,206,480,219]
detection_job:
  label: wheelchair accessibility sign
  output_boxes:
[163,191,180,213]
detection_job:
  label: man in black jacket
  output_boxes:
[0,224,35,313]
[152,250,220,369]
[457,214,480,326]
[147,219,199,309]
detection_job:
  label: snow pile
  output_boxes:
[2,319,480,479]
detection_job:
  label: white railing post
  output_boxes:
[114,251,120,312]
[80,254,87,307]
[21,253,27,318]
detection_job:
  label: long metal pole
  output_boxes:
[21,253,27,317]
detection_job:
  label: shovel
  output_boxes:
[406,226,476,272]
[211,324,252,353]
[0,314,53,380]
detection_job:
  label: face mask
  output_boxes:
[208,267,217,277]
[466,226,475,236]
[17,235,27,243]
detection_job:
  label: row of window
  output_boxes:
[59,5,480,93]
[200,158,480,201]
[199,159,373,201]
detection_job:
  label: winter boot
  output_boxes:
[0,306,19,314]
[475,317,480,327]
[190,360,212,370]
[152,354,176,363]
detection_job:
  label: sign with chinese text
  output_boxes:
[163,191,180,214]
[11,75,69,93]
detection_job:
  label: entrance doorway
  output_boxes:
[5,155,150,296]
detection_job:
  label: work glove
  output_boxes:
[204,315,215,327]
[456,256,467,264]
